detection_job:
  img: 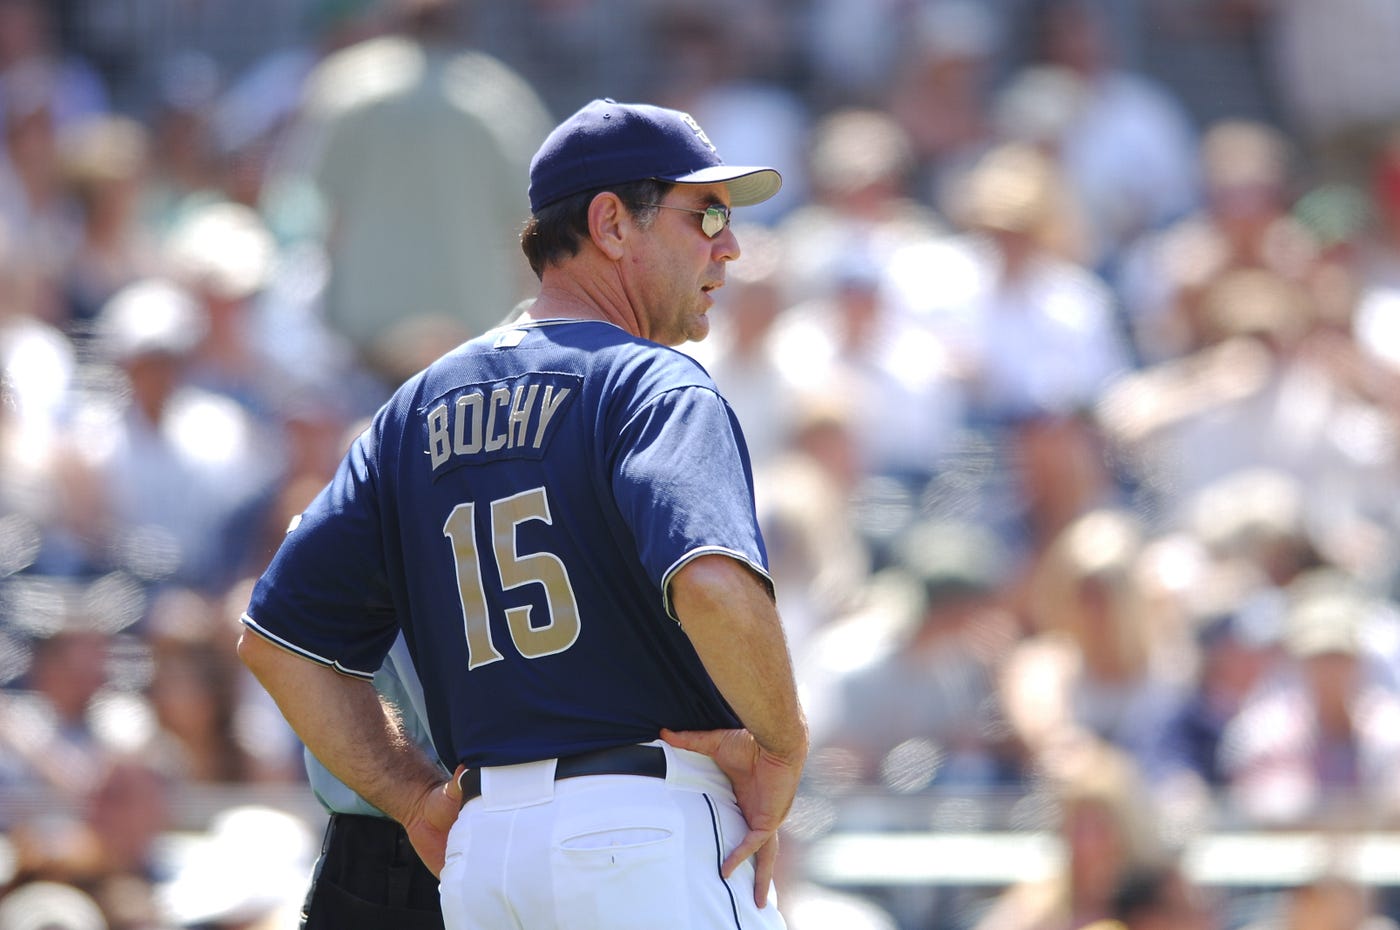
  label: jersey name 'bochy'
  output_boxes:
[244,320,770,767]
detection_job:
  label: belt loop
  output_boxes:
[478,759,557,810]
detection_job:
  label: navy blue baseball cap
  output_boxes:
[528,98,782,214]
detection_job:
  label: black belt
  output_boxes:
[457,744,666,803]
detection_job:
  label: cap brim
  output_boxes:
[663,165,783,207]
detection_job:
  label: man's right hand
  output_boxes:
[660,727,805,909]
[400,765,465,877]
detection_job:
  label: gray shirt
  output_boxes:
[304,634,444,817]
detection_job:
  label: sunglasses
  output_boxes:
[640,202,732,238]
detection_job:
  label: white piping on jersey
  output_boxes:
[660,546,773,623]
[239,613,378,681]
[501,318,631,335]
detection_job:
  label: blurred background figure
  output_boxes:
[55,114,156,331]
[1220,570,1400,828]
[273,0,553,385]
[0,0,106,296]
[886,0,1002,218]
[777,107,944,309]
[1156,602,1286,807]
[1352,130,1400,378]
[0,880,109,930]
[1100,264,1400,584]
[0,615,115,800]
[1240,873,1400,930]
[770,238,964,513]
[158,200,286,418]
[753,398,873,656]
[888,141,1129,565]
[139,586,299,786]
[648,2,808,225]
[0,61,73,291]
[157,804,314,929]
[135,51,223,240]
[972,739,1167,930]
[1000,509,1186,782]
[808,518,1021,794]
[992,0,1199,273]
[0,0,106,131]
[80,756,176,929]
[65,278,280,594]
[1266,0,1400,189]
[681,223,796,468]
[1117,119,1316,363]
[1079,859,1218,930]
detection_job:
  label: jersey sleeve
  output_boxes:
[240,417,399,678]
[610,384,770,619]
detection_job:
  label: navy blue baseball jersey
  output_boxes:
[242,319,771,768]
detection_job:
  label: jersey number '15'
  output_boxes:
[442,486,582,670]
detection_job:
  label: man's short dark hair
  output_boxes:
[520,178,673,279]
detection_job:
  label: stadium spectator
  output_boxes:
[158,200,285,418]
[1240,872,1400,930]
[0,66,73,290]
[55,114,157,329]
[1100,266,1400,579]
[0,617,114,799]
[972,739,1168,930]
[809,518,1022,792]
[776,107,944,308]
[1116,119,1316,362]
[886,142,1130,559]
[994,0,1199,271]
[0,0,107,132]
[1156,603,1286,799]
[886,0,1002,217]
[1265,0,1400,188]
[769,241,964,495]
[66,278,280,593]
[650,5,808,224]
[1001,509,1186,780]
[274,0,552,383]
[681,223,796,463]
[753,397,873,653]
[1220,571,1400,827]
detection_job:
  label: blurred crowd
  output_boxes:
[1,0,1400,927]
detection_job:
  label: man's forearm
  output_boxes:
[670,555,808,760]
[237,629,446,822]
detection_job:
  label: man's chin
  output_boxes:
[684,314,711,344]
[683,322,711,347]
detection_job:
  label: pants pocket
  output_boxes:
[558,826,672,852]
[551,800,687,929]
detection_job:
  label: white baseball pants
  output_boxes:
[438,740,787,929]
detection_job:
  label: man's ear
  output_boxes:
[588,192,629,261]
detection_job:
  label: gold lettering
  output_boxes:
[453,393,484,455]
[428,404,451,469]
[484,386,511,452]
[508,384,539,449]
[533,386,571,448]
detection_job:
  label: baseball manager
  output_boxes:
[238,97,809,928]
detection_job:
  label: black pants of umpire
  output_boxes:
[301,813,444,930]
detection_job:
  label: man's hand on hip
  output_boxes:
[401,765,466,877]
[660,727,805,909]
